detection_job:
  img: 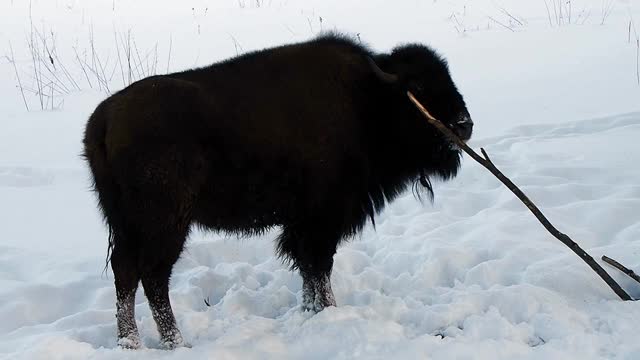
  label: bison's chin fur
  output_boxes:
[412,147,462,203]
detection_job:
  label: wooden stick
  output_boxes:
[602,255,640,285]
[406,91,633,301]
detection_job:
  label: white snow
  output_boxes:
[1,0,640,359]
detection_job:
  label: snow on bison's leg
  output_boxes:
[302,271,336,313]
[115,289,141,349]
[278,221,340,313]
[136,215,192,349]
[141,271,187,349]
[111,243,142,349]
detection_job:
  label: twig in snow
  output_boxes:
[637,38,640,85]
[306,17,313,33]
[113,27,126,87]
[602,256,640,286]
[498,7,524,26]
[578,8,592,25]
[630,15,640,85]
[406,91,633,301]
[229,34,243,56]
[488,16,515,32]
[7,42,29,111]
[73,45,93,89]
[543,0,553,26]
[600,0,615,25]
[166,34,172,73]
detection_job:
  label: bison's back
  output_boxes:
[85,39,381,235]
[94,77,206,160]
[166,42,379,231]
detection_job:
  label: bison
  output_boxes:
[83,33,473,349]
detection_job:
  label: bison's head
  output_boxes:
[368,45,472,199]
[369,45,473,142]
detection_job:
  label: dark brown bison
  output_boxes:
[83,33,472,349]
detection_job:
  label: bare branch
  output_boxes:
[498,7,524,26]
[166,34,172,74]
[73,46,93,89]
[407,91,633,301]
[7,42,29,111]
[480,148,491,162]
[602,256,640,285]
[488,16,515,32]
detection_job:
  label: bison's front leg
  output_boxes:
[301,270,336,313]
[279,223,340,313]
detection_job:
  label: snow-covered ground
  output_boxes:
[1,0,640,359]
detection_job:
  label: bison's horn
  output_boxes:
[367,57,398,84]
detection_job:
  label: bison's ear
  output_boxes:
[367,57,398,84]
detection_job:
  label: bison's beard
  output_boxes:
[412,145,462,202]
[414,170,434,201]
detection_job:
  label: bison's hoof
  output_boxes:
[302,302,336,314]
[302,296,337,313]
[117,335,142,350]
[160,331,190,350]
[302,303,322,313]
[161,339,191,350]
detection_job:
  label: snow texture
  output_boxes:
[1,0,640,359]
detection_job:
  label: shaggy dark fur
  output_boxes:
[83,33,473,348]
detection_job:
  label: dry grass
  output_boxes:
[9,22,171,111]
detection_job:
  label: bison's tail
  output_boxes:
[83,107,123,275]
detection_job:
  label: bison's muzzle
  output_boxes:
[452,113,474,141]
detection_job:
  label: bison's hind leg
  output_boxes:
[137,225,192,349]
[115,146,201,349]
[123,189,194,349]
[111,239,142,349]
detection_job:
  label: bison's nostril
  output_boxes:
[454,119,473,140]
